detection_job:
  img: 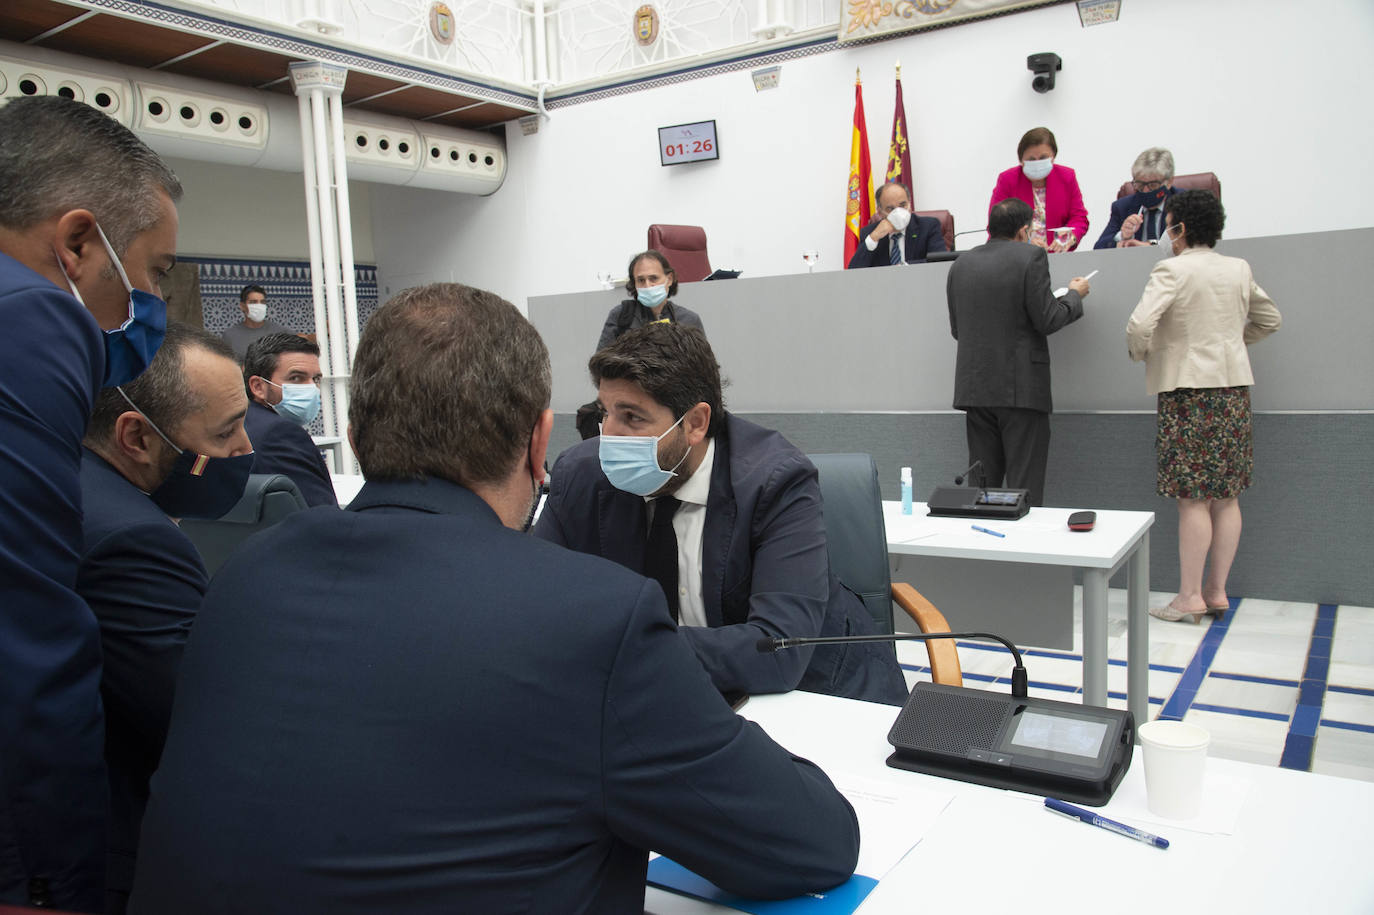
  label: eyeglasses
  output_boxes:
[1132,179,1166,192]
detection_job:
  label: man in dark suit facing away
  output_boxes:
[131,283,859,914]
[847,181,949,267]
[535,323,908,707]
[946,198,1091,506]
[242,333,338,507]
[78,323,252,914]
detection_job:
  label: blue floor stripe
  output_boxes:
[1327,684,1374,698]
[1209,671,1301,688]
[1158,597,1237,721]
[1279,604,1339,771]
[1320,719,1374,735]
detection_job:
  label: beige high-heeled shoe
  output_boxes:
[1149,604,1206,624]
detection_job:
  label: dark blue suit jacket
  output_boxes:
[244,401,337,507]
[1093,187,1179,249]
[0,251,108,911]
[131,478,859,913]
[535,414,908,706]
[77,450,205,907]
[847,215,948,268]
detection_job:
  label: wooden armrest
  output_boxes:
[891,582,963,687]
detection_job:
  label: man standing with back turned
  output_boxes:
[132,283,858,913]
[0,96,181,912]
[946,198,1089,507]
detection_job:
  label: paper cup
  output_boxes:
[1137,720,1210,819]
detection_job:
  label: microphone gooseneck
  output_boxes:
[756,631,1029,699]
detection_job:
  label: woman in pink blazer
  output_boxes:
[988,127,1089,251]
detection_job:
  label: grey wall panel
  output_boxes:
[549,411,1374,607]
[530,229,1374,414]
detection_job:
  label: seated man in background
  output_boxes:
[847,181,948,268]
[78,323,253,914]
[220,284,291,360]
[536,323,908,707]
[243,333,337,507]
[1093,147,1179,249]
[132,283,859,914]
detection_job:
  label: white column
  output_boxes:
[328,91,361,365]
[294,90,334,440]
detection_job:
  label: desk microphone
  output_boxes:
[757,630,1028,698]
[952,460,986,492]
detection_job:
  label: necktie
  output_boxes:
[889,233,902,266]
[644,497,681,622]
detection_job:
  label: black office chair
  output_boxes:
[180,473,309,577]
[808,453,963,686]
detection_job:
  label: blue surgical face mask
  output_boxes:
[262,379,321,427]
[1021,158,1054,182]
[57,224,168,388]
[636,284,668,309]
[117,387,254,520]
[598,412,689,497]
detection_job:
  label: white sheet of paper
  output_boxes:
[833,773,953,878]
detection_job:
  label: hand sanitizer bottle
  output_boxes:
[901,466,913,515]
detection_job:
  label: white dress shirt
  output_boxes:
[646,438,714,629]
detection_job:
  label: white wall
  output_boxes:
[368,0,1374,311]
[167,156,376,263]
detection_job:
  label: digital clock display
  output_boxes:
[658,120,719,166]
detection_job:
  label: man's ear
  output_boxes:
[530,409,554,485]
[112,410,165,468]
[52,209,102,284]
[683,402,711,447]
[247,375,271,403]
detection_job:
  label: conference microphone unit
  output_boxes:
[759,630,1134,806]
[927,459,1029,520]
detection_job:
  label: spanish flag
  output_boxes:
[843,70,873,268]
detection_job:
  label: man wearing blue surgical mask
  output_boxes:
[242,333,338,507]
[1094,147,1179,249]
[77,323,251,915]
[537,323,908,707]
[0,96,181,911]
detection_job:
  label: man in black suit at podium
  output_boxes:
[946,198,1090,506]
[847,181,949,267]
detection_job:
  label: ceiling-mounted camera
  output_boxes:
[1027,53,1062,93]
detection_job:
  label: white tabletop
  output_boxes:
[883,501,1153,570]
[647,691,1374,914]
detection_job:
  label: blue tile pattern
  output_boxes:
[1279,604,1338,771]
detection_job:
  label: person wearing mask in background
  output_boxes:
[131,283,859,913]
[847,181,949,268]
[78,323,252,914]
[221,284,291,360]
[579,250,707,439]
[242,333,338,507]
[987,126,1089,252]
[1095,148,1180,249]
[0,95,181,912]
[1127,190,1281,624]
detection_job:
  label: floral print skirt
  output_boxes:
[1156,386,1253,500]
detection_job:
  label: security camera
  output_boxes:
[1027,52,1062,93]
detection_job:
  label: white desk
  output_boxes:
[883,502,1154,727]
[647,692,1374,914]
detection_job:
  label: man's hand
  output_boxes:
[1118,213,1143,244]
[1068,276,1091,298]
[1119,238,1151,248]
[869,218,897,241]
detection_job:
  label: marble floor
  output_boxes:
[894,589,1374,782]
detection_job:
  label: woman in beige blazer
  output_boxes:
[1127,190,1282,623]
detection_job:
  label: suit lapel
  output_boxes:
[597,486,648,574]
[700,428,736,628]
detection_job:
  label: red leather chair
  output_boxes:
[916,210,955,252]
[1117,171,1221,201]
[646,224,711,283]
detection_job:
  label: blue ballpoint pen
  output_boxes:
[1044,797,1169,849]
[971,524,1005,538]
